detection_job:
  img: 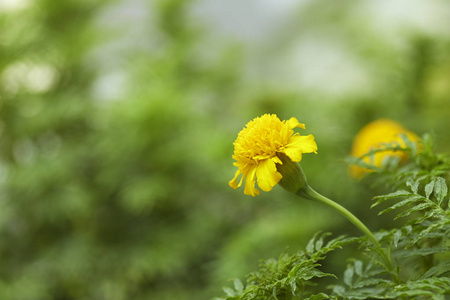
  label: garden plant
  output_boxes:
[216,114,450,300]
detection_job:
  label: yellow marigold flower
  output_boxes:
[229,114,318,196]
[350,119,420,178]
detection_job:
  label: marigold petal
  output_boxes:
[272,156,282,165]
[287,117,305,130]
[283,134,318,162]
[229,169,242,189]
[283,149,303,162]
[256,159,282,192]
[244,167,259,196]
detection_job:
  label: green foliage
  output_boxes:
[216,233,357,300]
[0,0,243,299]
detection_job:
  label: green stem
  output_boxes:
[297,185,398,281]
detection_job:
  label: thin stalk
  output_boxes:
[298,185,398,282]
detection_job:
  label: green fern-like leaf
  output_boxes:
[371,190,412,208]
[395,246,450,258]
[421,260,450,279]
[376,195,423,216]
[304,293,337,300]
[389,277,450,299]
[330,260,396,299]
[218,234,356,300]
[372,177,448,224]
[394,202,434,220]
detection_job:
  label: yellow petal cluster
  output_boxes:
[350,119,420,179]
[229,114,317,196]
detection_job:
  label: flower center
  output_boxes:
[233,115,287,164]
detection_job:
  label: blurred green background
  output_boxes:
[1,0,450,299]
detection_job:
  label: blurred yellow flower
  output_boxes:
[229,114,317,196]
[350,119,420,178]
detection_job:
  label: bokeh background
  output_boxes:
[1,0,450,299]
